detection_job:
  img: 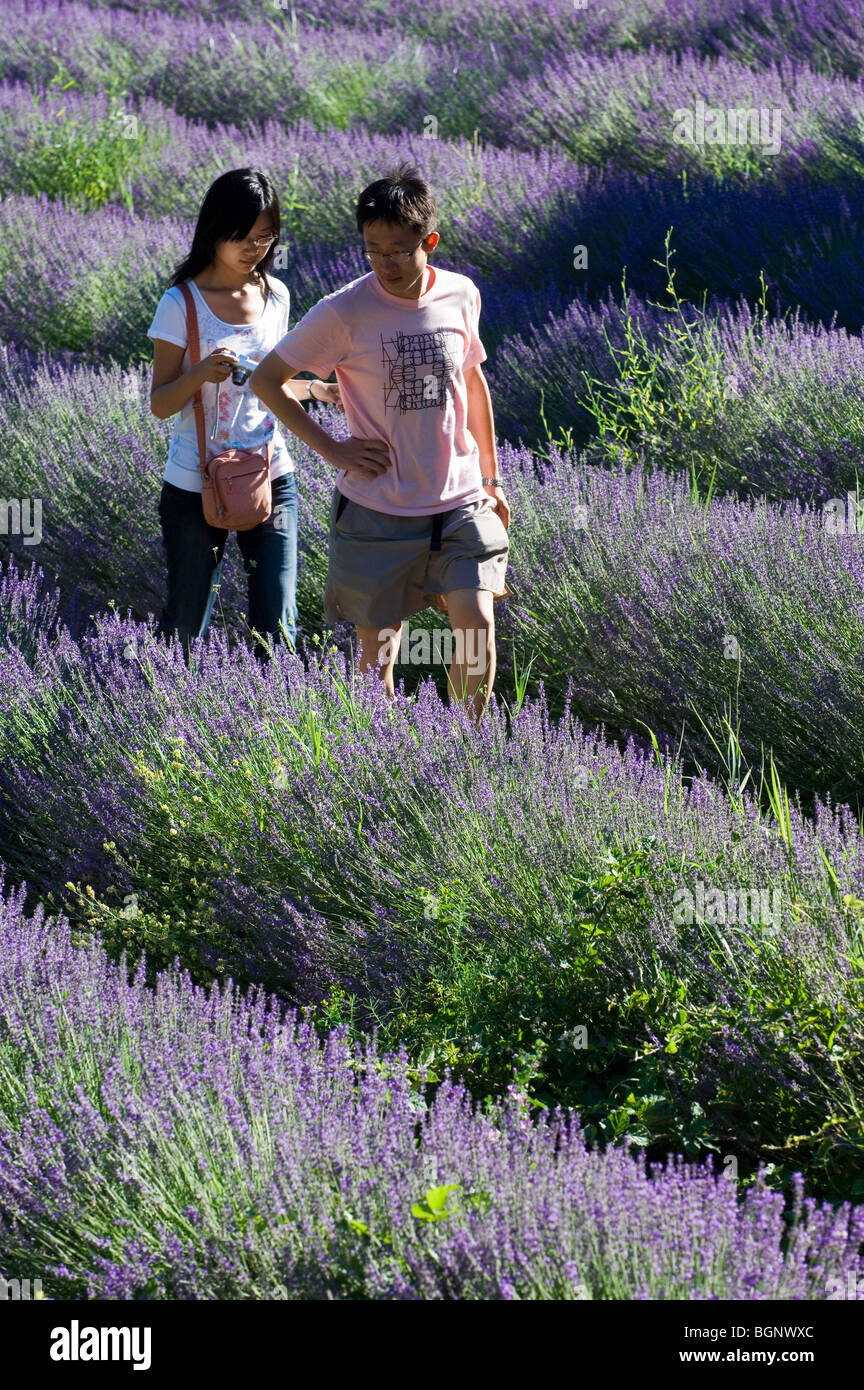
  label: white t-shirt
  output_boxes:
[147,274,294,492]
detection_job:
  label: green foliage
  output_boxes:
[1,78,144,211]
[297,61,382,130]
[579,229,770,489]
[365,834,864,1200]
[410,1183,491,1234]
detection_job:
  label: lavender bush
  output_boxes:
[8,0,627,52]
[486,50,864,181]
[0,5,509,137]
[467,173,864,345]
[0,195,190,357]
[0,343,243,626]
[1,876,862,1299]
[495,449,864,804]
[0,81,583,252]
[3,0,864,1282]
[4,342,864,809]
[489,278,864,493]
[1,563,863,1194]
[0,344,358,637]
[0,193,541,362]
[7,0,864,95]
[6,151,864,365]
[8,54,864,187]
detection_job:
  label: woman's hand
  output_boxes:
[313,380,344,412]
[194,348,240,384]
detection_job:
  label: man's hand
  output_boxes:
[465,364,509,529]
[484,482,510,530]
[326,435,391,481]
[251,353,387,479]
[251,353,373,472]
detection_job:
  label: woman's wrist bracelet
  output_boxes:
[307,379,317,402]
[482,476,503,487]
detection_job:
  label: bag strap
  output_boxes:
[178,281,208,475]
[177,279,274,477]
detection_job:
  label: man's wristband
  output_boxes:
[482,476,503,487]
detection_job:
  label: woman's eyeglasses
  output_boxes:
[235,234,277,252]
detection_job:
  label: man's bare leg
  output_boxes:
[355,622,402,699]
[441,587,496,722]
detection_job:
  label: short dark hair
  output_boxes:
[355,163,438,239]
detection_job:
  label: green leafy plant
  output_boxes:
[579,229,770,486]
[3,78,143,211]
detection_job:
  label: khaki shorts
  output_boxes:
[324,486,510,629]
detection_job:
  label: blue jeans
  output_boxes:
[157,471,298,657]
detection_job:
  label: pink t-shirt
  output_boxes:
[274,264,488,516]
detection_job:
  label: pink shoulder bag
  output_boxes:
[179,281,273,531]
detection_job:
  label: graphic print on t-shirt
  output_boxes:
[381,328,459,414]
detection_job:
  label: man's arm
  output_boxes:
[465,364,509,529]
[250,351,390,481]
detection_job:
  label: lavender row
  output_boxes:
[2,877,861,1299]
[493,447,864,802]
[1,559,864,1195]
[489,284,864,482]
[7,0,864,91]
[0,191,570,363]
[0,80,590,258]
[3,332,864,797]
[484,49,864,179]
[0,3,581,137]
[5,161,864,371]
[0,343,345,632]
[3,52,864,197]
[4,269,864,602]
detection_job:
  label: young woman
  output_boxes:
[147,167,341,658]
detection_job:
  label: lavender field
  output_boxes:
[2,0,864,1304]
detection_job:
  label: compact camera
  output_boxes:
[230,353,259,386]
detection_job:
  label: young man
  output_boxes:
[250,163,510,721]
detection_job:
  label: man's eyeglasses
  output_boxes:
[364,241,425,264]
[235,234,277,252]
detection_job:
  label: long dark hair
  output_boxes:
[170,168,282,305]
